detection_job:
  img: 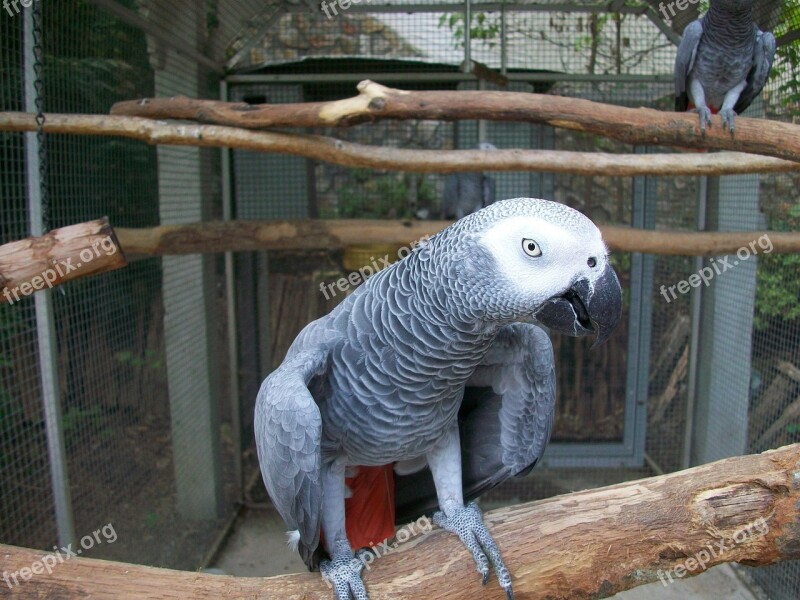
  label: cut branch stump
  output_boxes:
[0,218,126,303]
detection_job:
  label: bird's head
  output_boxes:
[438,197,622,346]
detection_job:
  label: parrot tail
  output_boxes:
[315,465,396,560]
[344,464,396,550]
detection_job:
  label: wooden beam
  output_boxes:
[114,219,800,258]
[109,81,800,162]
[1,444,799,599]
[2,112,798,177]
[0,218,126,304]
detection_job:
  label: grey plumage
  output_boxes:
[441,142,497,219]
[675,0,776,132]
[255,197,623,599]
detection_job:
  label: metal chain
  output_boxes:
[31,0,50,233]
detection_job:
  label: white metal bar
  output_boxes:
[24,3,75,549]
[682,175,707,469]
[220,80,242,502]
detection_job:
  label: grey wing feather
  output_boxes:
[394,323,555,522]
[482,323,556,473]
[254,348,327,565]
[734,30,777,115]
[675,19,704,111]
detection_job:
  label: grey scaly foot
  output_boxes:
[433,501,514,600]
[319,540,369,600]
[693,106,713,133]
[720,108,737,134]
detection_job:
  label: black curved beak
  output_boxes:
[535,262,622,347]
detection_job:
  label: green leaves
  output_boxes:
[438,11,501,50]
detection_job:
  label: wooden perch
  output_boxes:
[115,219,800,258]
[1,444,799,599]
[110,80,800,163]
[2,112,800,177]
[0,218,126,303]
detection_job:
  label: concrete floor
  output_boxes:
[211,509,763,599]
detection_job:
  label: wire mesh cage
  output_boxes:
[1,0,799,597]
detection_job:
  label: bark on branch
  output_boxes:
[110,80,800,162]
[0,218,126,303]
[2,112,800,177]
[1,444,799,599]
[115,219,800,258]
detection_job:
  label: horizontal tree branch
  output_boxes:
[109,80,800,162]
[115,219,800,257]
[1,444,799,599]
[0,218,126,303]
[2,112,798,177]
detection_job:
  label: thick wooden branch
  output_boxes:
[0,219,126,303]
[2,112,800,177]
[110,80,800,162]
[1,444,799,599]
[115,219,800,257]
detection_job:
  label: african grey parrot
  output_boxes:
[674,0,776,133]
[441,142,497,219]
[255,197,622,599]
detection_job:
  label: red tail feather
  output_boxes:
[343,465,396,550]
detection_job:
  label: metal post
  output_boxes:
[682,176,707,469]
[220,80,242,503]
[478,79,488,142]
[24,3,75,548]
[500,4,507,76]
[463,0,472,72]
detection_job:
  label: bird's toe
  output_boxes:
[433,501,514,596]
[320,551,369,600]
[720,108,737,134]
[692,106,713,132]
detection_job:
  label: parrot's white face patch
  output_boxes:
[479,215,606,303]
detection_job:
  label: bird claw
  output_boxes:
[692,106,713,133]
[433,501,514,599]
[720,108,737,134]
[320,545,369,600]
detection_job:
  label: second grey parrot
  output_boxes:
[674,0,776,133]
[255,197,622,599]
[441,142,497,219]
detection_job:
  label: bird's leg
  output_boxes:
[427,422,514,600]
[689,79,713,133]
[719,79,747,134]
[319,458,369,600]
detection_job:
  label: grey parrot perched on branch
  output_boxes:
[255,197,622,599]
[674,0,776,133]
[440,142,497,219]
